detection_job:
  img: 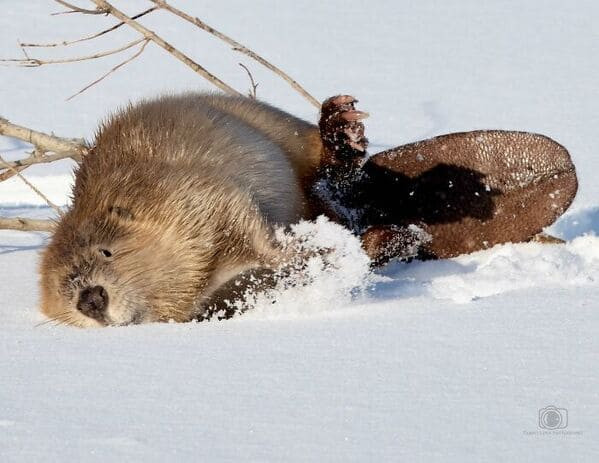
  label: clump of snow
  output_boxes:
[240,216,373,319]
[384,235,599,304]
[430,236,599,303]
[400,223,432,259]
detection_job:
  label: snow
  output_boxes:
[0,175,73,207]
[1,1,598,461]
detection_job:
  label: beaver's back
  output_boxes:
[92,93,319,225]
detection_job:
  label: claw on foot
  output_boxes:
[330,94,357,105]
[341,110,369,122]
[319,94,369,166]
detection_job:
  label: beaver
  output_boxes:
[39,92,577,326]
[39,93,363,327]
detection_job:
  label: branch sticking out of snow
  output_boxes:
[0,155,63,216]
[0,217,54,232]
[0,117,87,167]
[0,117,81,231]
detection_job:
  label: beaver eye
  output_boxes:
[99,249,113,258]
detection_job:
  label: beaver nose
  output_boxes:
[77,285,108,320]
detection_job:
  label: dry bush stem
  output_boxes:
[1,1,322,232]
[53,0,108,15]
[21,7,157,48]
[0,164,26,182]
[67,39,149,100]
[0,117,87,163]
[0,217,54,232]
[0,155,63,215]
[0,150,80,175]
[239,63,258,99]
[2,38,145,67]
[150,0,320,108]
[90,0,241,96]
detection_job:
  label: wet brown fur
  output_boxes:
[39,93,325,327]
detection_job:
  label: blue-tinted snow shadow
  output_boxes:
[368,258,477,301]
[549,206,599,240]
[0,231,47,255]
[0,205,50,255]
[0,243,45,255]
[0,205,57,214]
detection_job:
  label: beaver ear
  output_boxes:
[108,205,134,221]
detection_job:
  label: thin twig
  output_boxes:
[0,117,87,162]
[67,39,149,101]
[0,155,63,216]
[18,40,31,60]
[0,217,54,232]
[149,0,320,108]
[239,63,258,99]
[0,164,27,182]
[53,0,108,15]
[0,150,80,176]
[21,7,157,48]
[1,38,145,67]
[91,0,241,96]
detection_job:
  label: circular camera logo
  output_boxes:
[539,405,568,430]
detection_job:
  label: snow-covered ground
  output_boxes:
[1,1,598,461]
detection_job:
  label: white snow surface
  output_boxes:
[1,1,598,461]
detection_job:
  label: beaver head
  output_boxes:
[39,199,218,327]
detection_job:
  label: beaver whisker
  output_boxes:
[35,311,72,327]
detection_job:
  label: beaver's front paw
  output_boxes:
[319,95,369,166]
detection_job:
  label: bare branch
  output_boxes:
[11,1,314,106]
[239,63,258,99]
[150,0,320,108]
[67,39,149,101]
[0,164,26,182]
[91,0,241,96]
[0,117,87,162]
[18,40,32,60]
[0,217,54,232]
[0,151,80,176]
[53,0,108,15]
[1,38,145,67]
[0,155,63,216]
[21,7,157,48]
